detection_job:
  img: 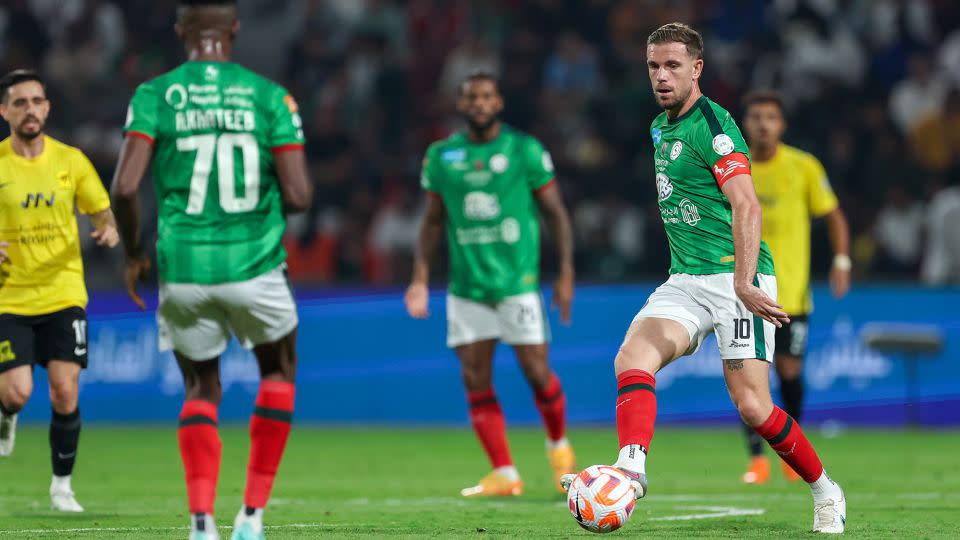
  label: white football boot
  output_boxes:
[190,513,220,540]
[0,411,17,456]
[560,467,647,499]
[230,507,265,540]
[50,476,84,512]
[813,483,846,533]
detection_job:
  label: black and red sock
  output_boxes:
[467,389,513,468]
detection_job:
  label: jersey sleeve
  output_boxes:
[805,155,839,217]
[523,136,556,192]
[695,105,751,187]
[420,143,443,194]
[267,86,305,153]
[73,150,110,215]
[124,82,158,142]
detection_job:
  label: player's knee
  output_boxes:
[733,392,773,427]
[460,368,491,393]
[48,380,78,412]
[2,385,31,413]
[614,343,660,376]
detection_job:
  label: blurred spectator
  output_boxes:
[888,53,948,135]
[872,186,925,276]
[921,179,960,285]
[909,89,960,173]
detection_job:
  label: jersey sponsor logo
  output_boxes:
[224,85,255,95]
[489,154,509,173]
[541,151,554,172]
[651,128,662,145]
[21,191,56,208]
[500,217,521,244]
[441,149,466,162]
[57,171,72,189]
[670,141,683,160]
[463,191,501,220]
[188,84,218,94]
[656,173,673,201]
[679,198,701,226]
[463,170,492,186]
[190,93,221,106]
[0,340,15,363]
[712,134,735,156]
[165,84,188,110]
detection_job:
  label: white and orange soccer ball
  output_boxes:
[566,465,636,533]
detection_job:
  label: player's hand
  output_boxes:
[552,269,574,325]
[829,266,850,299]
[404,281,430,319]
[125,254,151,310]
[91,225,120,248]
[0,241,8,264]
[734,283,790,328]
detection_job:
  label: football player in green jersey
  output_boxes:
[560,24,846,534]
[405,73,576,498]
[111,2,312,539]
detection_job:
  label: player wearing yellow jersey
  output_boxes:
[739,91,850,484]
[0,70,119,512]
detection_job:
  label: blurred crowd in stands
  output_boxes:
[2,0,959,288]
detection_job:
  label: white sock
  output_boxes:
[546,437,570,450]
[613,444,647,475]
[809,470,840,498]
[494,465,520,482]
[51,474,72,493]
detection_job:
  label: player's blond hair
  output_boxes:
[647,23,704,59]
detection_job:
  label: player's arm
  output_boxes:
[535,182,575,324]
[823,207,851,298]
[721,171,789,327]
[110,134,155,310]
[274,147,313,212]
[405,193,446,319]
[89,208,119,248]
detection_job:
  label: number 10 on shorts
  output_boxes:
[733,318,751,339]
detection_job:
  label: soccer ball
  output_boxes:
[566,465,636,533]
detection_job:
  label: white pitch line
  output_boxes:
[651,506,765,521]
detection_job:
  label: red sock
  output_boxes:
[534,373,566,443]
[754,406,824,482]
[467,389,513,468]
[616,370,657,452]
[178,400,221,514]
[245,380,295,509]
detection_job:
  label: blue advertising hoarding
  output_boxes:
[17,284,960,426]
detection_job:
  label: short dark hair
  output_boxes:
[742,90,786,115]
[647,23,704,59]
[0,69,44,102]
[460,72,499,95]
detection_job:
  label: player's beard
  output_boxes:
[15,117,44,140]
[465,113,498,134]
[658,85,692,113]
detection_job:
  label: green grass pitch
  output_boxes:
[1,426,958,538]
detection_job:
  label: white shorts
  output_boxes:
[157,265,299,360]
[635,273,777,361]
[446,292,550,348]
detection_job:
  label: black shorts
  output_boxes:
[0,307,88,373]
[774,314,809,358]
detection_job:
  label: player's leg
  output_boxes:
[33,306,88,512]
[0,366,33,457]
[0,314,36,457]
[503,293,574,491]
[177,353,224,540]
[46,360,83,512]
[446,294,520,497]
[158,282,230,540]
[774,316,809,481]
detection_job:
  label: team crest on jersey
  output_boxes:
[652,128,663,145]
[670,141,683,160]
[712,134,734,156]
[165,84,188,110]
[656,173,673,201]
[489,154,509,173]
[679,198,701,226]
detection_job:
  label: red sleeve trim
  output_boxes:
[533,177,557,195]
[711,153,750,187]
[271,143,304,155]
[126,131,154,144]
